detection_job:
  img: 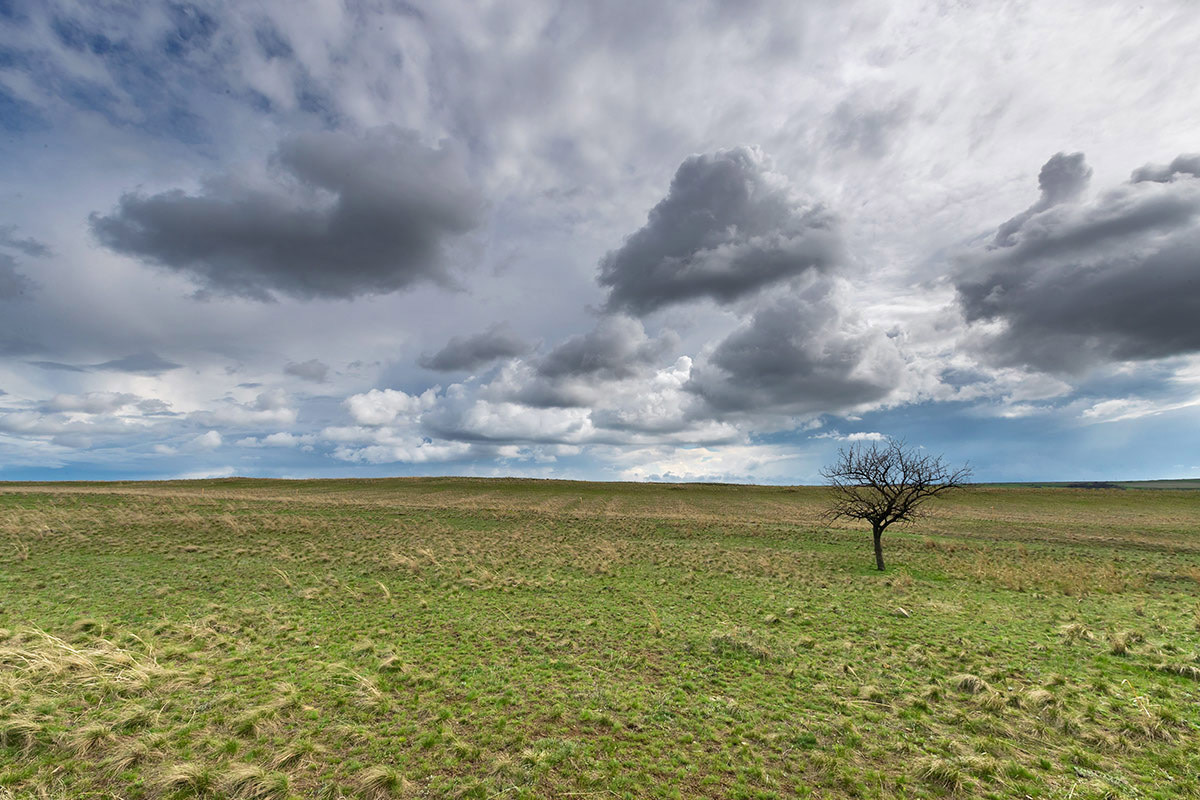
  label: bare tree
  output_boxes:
[822,438,971,571]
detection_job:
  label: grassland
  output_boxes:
[1,477,1198,799]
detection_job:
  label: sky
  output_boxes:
[1,0,1199,484]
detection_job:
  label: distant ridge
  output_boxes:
[991,479,1200,490]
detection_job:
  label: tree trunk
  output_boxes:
[873,524,885,571]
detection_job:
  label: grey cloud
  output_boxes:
[42,392,140,414]
[138,399,174,414]
[0,254,33,300]
[420,324,532,372]
[687,280,903,415]
[28,360,88,372]
[284,359,330,383]
[94,352,182,374]
[956,153,1200,372]
[537,316,672,380]
[507,317,678,408]
[24,352,181,375]
[1131,153,1200,183]
[0,226,51,258]
[599,146,841,315]
[91,127,485,301]
[51,433,94,449]
[993,152,1091,246]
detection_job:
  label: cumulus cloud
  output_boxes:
[956,152,1200,372]
[419,324,532,372]
[284,358,329,383]
[812,430,887,441]
[345,387,439,426]
[321,422,473,465]
[190,430,223,451]
[687,279,904,416]
[599,146,841,315]
[609,443,799,483]
[424,398,596,445]
[91,127,486,300]
[236,431,316,448]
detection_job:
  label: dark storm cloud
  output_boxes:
[687,280,903,415]
[955,152,1200,372]
[992,152,1092,246]
[419,324,532,372]
[598,146,841,315]
[284,359,330,383]
[91,127,485,300]
[0,225,51,257]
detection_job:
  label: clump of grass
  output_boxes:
[0,715,41,751]
[858,685,887,704]
[105,739,159,774]
[1156,661,1200,681]
[270,738,324,769]
[1107,630,1144,656]
[1059,622,1094,644]
[975,690,1007,713]
[950,673,990,695]
[157,761,216,795]
[708,628,779,661]
[114,703,156,731]
[916,755,967,792]
[61,722,115,756]
[220,763,291,799]
[358,764,409,799]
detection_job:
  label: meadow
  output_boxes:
[0,477,1198,799]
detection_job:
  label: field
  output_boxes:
[1,478,1198,799]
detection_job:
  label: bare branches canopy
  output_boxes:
[822,438,971,571]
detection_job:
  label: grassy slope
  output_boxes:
[0,478,1198,799]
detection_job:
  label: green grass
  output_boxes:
[0,478,1198,798]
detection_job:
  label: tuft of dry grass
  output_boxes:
[0,715,41,751]
[916,755,968,792]
[950,673,990,695]
[156,761,216,795]
[357,764,410,799]
[1059,621,1094,644]
[220,763,291,799]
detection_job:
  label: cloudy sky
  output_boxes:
[2,0,1199,483]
